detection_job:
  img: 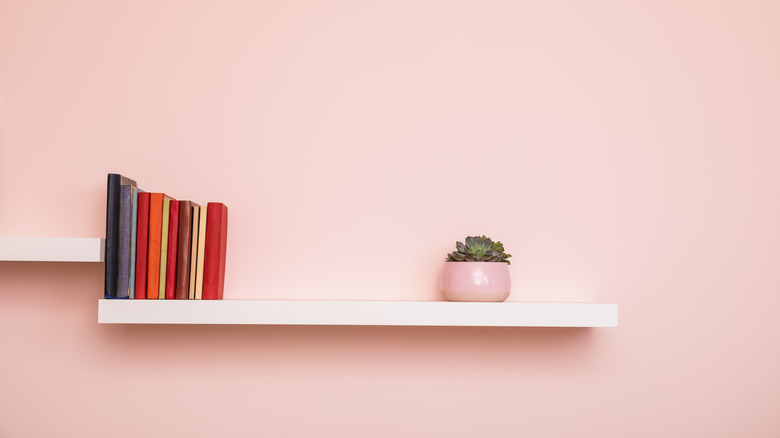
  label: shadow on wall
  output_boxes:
[0,262,601,375]
[94,323,599,375]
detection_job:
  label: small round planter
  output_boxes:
[440,261,511,302]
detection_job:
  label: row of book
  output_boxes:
[104,173,228,300]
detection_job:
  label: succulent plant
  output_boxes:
[446,235,512,265]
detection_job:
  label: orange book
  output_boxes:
[188,205,202,300]
[146,193,166,299]
[194,205,207,300]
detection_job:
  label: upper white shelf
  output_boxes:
[0,237,105,262]
[98,300,618,327]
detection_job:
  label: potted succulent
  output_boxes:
[440,235,512,302]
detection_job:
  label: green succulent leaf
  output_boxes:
[448,252,466,261]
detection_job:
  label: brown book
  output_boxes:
[175,201,197,299]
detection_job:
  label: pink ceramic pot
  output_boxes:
[440,262,511,302]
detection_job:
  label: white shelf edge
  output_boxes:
[0,237,105,262]
[98,300,618,327]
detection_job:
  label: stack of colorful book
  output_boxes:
[104,173,228,300]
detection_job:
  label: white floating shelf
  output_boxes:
[0,237,105,262]
[98,300,618,327]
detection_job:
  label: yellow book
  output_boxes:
[158,196,172,299]
[188,205,201,300]
[194,204,208,300]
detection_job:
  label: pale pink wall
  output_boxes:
[1,0,779,436]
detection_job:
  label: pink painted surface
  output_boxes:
[440,262,511,302]
[1,0,779,436]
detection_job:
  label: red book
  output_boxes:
[146,193,165,299]
[202,202,228,300]
[133,192,151,299]
[165,199,180,300]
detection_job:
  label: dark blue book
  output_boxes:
[104,173,137,299]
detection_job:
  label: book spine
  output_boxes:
[158,197,171,300]
[104,174,121,299]
[134,192,151,299]
[165,199,180,300]
[146,193,164,299]
[202,203,228,300]
[128,187,139,299]
[188,206,201,300]
[176,201,194,299]
[116,184,133,299]
[194,205,208,300]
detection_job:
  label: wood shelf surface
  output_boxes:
[98,299,618,327]
[0,237,104,262]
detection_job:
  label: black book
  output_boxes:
[104,173,137,299]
